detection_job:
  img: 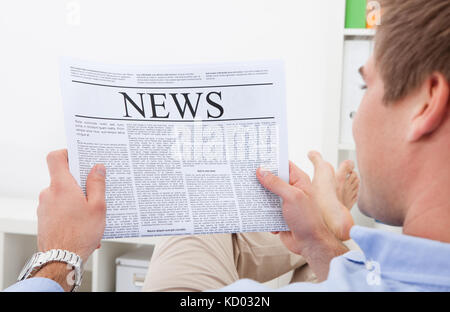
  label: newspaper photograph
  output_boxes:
[60,59,289,239]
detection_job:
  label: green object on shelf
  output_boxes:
[345,0,366,29]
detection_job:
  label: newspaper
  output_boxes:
[60,58,289,239]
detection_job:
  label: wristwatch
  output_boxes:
[18,249,83,292]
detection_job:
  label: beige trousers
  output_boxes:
[142,232,318,292]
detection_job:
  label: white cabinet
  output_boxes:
[115,246,154,292]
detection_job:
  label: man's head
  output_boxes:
[352,0,450,225]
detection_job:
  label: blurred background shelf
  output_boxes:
[344,28,376,37]
[338,143,356,151]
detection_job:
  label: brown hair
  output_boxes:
[375,0,450,103]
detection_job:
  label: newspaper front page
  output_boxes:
[60,59,289,238]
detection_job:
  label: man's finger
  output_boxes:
[47,149,73,184]
[86,164,107,212]
[256,168,296,200]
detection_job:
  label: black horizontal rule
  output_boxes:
[74,115,275,122]
[72,80,274,89]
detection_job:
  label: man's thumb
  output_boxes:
[86,164,106,210]
[256,167,294,200]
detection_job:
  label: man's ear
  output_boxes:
[407,72,449,142]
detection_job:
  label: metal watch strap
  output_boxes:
[18,249,83,292]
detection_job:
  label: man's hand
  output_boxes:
[37,149,106,263]
[256,154,351,281]
[257,161,331,253]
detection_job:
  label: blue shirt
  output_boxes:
[220,226,450,292]
[4,277,63,292]
[5,226,450,292]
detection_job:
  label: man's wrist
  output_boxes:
[300,227,349,281]
[33,262,75,292]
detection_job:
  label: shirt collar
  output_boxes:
[348,225,450,287]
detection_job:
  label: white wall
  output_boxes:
[0,0,344,199]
